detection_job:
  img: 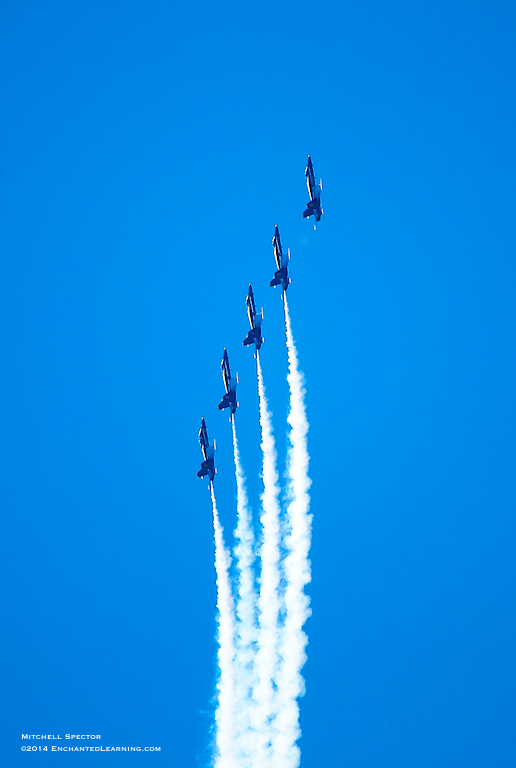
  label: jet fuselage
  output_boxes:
[270,225,290,292]
[218,349,238,415]
[243,284,263,350]
[303,155,323,222]
[197,418,216,482]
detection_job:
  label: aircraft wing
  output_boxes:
[243,329,258,346]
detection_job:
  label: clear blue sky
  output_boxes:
[1,1,515,766]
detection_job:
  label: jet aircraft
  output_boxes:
[243,284,263,351]
[197,417,216,482]
[302,155,323,223]
[270,225,290,291]
[218,348,238,414]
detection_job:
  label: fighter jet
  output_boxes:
[218,348,238,414]
[270,225,290,291]
[243,284,263,351]
[303,155,323,223]
[197,417,216,482]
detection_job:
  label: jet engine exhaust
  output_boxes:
[210,484,238,768]
[272,295,313,768]
[250,350,283,767]
[230,416,257,768]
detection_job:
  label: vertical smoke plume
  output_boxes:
[273,294,312,768]
[210,485,238,768]
[252,351,283,767]
[231,416,257,768]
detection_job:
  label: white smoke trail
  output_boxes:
[210,484,238,768]
[231,416,257,768]
[273,294,312,768]
[252,351,283,767]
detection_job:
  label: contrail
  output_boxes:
[252,351,283,767]
[210,484,238,768]
[274,294,312,768]
[231,416,257,768]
